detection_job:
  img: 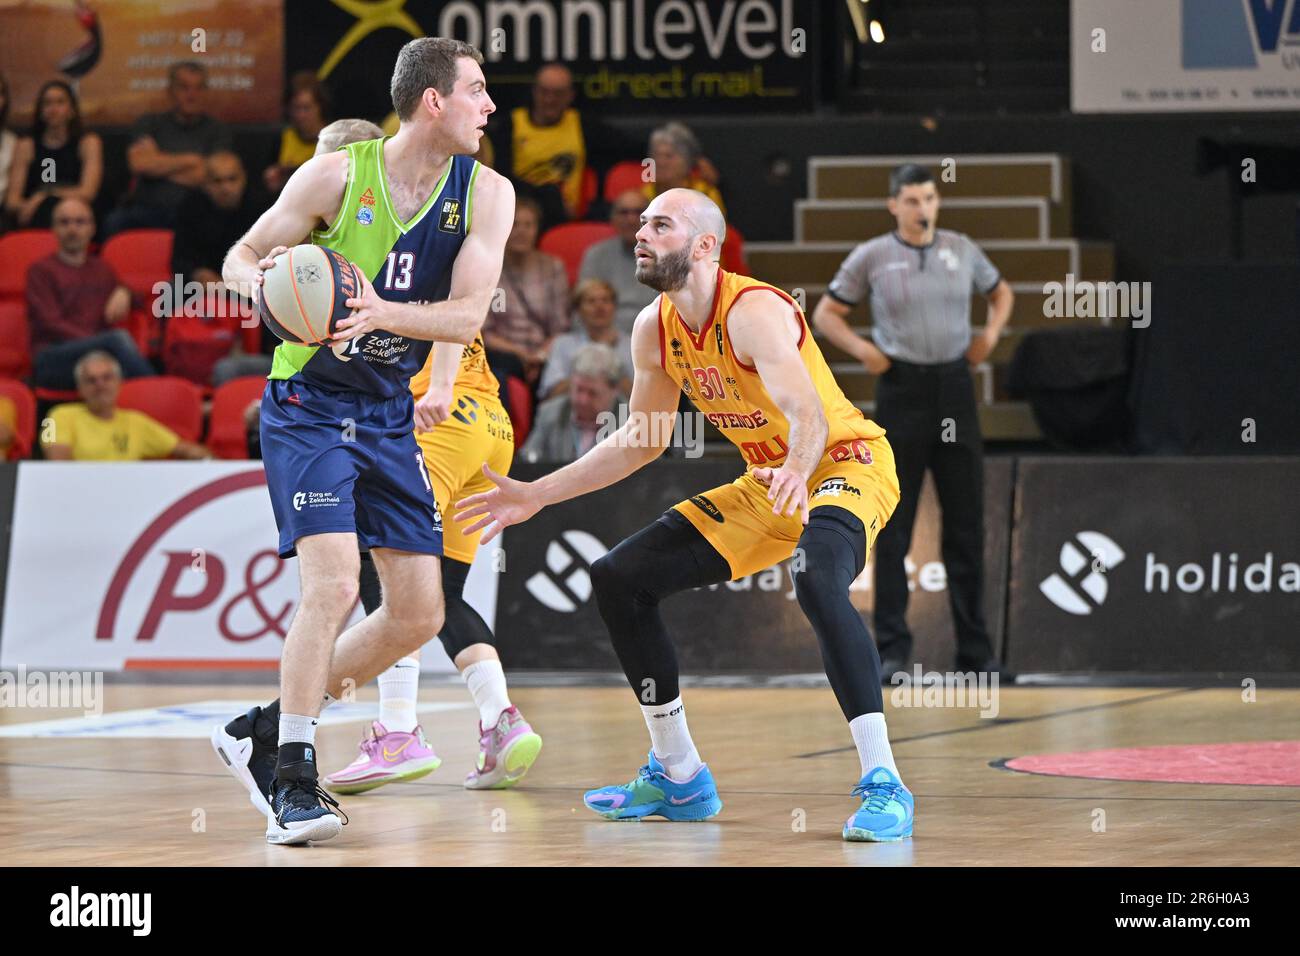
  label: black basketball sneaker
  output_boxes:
[266,742,346,845]
[211,704,280,822]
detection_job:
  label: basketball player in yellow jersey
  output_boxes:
[457,188,915,842]
[325,334,543,794]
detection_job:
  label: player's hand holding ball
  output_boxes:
[333,265,391,342]
[257,244,364,346]
[753,465,811,525]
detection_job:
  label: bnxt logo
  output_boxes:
[526,530,608,613]
[1040,531,1126,615]
[1183,0,1300,69]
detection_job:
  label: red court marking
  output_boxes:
[1003,741,1300,787]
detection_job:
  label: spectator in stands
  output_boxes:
[28,197,153,391]
[521,343,622,464]
[488,63,640,228]
[578,189,656,335]
[644,122,724,215]
[104,61,232,235]
[483,194,570,391]
[540,278,633,400]
[0,73,19,232]
[41,351,208,461]
[171,150,270,385]
[0,393,16,459]
[262,71,328,195]
[3,79,102,231]
[813,163,1014,679]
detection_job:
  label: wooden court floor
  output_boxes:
[2,684,1297,866]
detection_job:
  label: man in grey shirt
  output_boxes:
[578,189,657,335]
[105,61,232,235]
[813,163,1014,678]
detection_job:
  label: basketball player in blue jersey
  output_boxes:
[211,37,515,845]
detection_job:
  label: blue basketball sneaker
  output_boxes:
[843,767,914,842]
[266,742,347,845]
[584,752,723,821]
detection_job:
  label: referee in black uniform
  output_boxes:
[813,164,1014,678]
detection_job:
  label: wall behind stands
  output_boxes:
[608,112,1300,280]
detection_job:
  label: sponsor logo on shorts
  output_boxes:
[438,198,463,234]
[688,495,725,523]
[293,491,341,511]
[811,476,861,500]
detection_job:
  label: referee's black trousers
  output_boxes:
[871,357,994,667]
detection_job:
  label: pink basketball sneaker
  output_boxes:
[464,706,542,790]
[324,722,442,795]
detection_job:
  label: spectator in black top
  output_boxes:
[4,80,102,230]
[104,61,231,235]
[0,73,20,232]
[171,150,271,385]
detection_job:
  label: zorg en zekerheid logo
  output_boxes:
[1040,531,1300,616]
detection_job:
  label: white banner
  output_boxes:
[0,463,498,672]
[1072,0,1300,112]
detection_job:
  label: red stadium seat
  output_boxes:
[538,221,617,286]
[602,160,648,203]
[117,375,204,444]
[0,378,37,460]
[573,166,598,220]
[0,301,31,379]
[102,230,173,353]
[505,375,533,448]
[0,230,58,301]
[208,375,267,460]
[163,309,242,387]
[720,223,748,276]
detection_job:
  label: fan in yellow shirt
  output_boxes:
[41,351,209,461]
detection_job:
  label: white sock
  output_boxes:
[849,712,900,781]
[378,657,420,732]
[278,712,318,746]
[640,696,703,781]
[462,659,512,728]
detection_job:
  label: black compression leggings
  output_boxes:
[590,506,883,718]
[358,552,493,660]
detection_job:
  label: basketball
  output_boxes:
[258,244,361,346]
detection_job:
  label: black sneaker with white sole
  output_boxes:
[266,742,346,845]
[210,704,280,820]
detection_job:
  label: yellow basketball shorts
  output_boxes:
[671,435,900,579]
[417,391,514,565]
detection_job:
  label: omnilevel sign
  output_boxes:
[292,0,818,113]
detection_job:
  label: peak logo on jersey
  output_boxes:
[359,187,376,207]
[688,495,725,523]
[438,199,463,234]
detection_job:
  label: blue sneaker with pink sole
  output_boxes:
[583,752,723,821]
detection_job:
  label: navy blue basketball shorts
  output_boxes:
[260,379,444,559]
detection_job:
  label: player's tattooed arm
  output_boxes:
[220,151,348,301]
[455,302,679,542]
[728,291,827,524]
[337,168,515,346]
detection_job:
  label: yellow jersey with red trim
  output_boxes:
[408,333,500,403]
[657,269,884,470]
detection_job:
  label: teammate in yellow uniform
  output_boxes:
[327,334,543,793]
[457,188,914,842]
